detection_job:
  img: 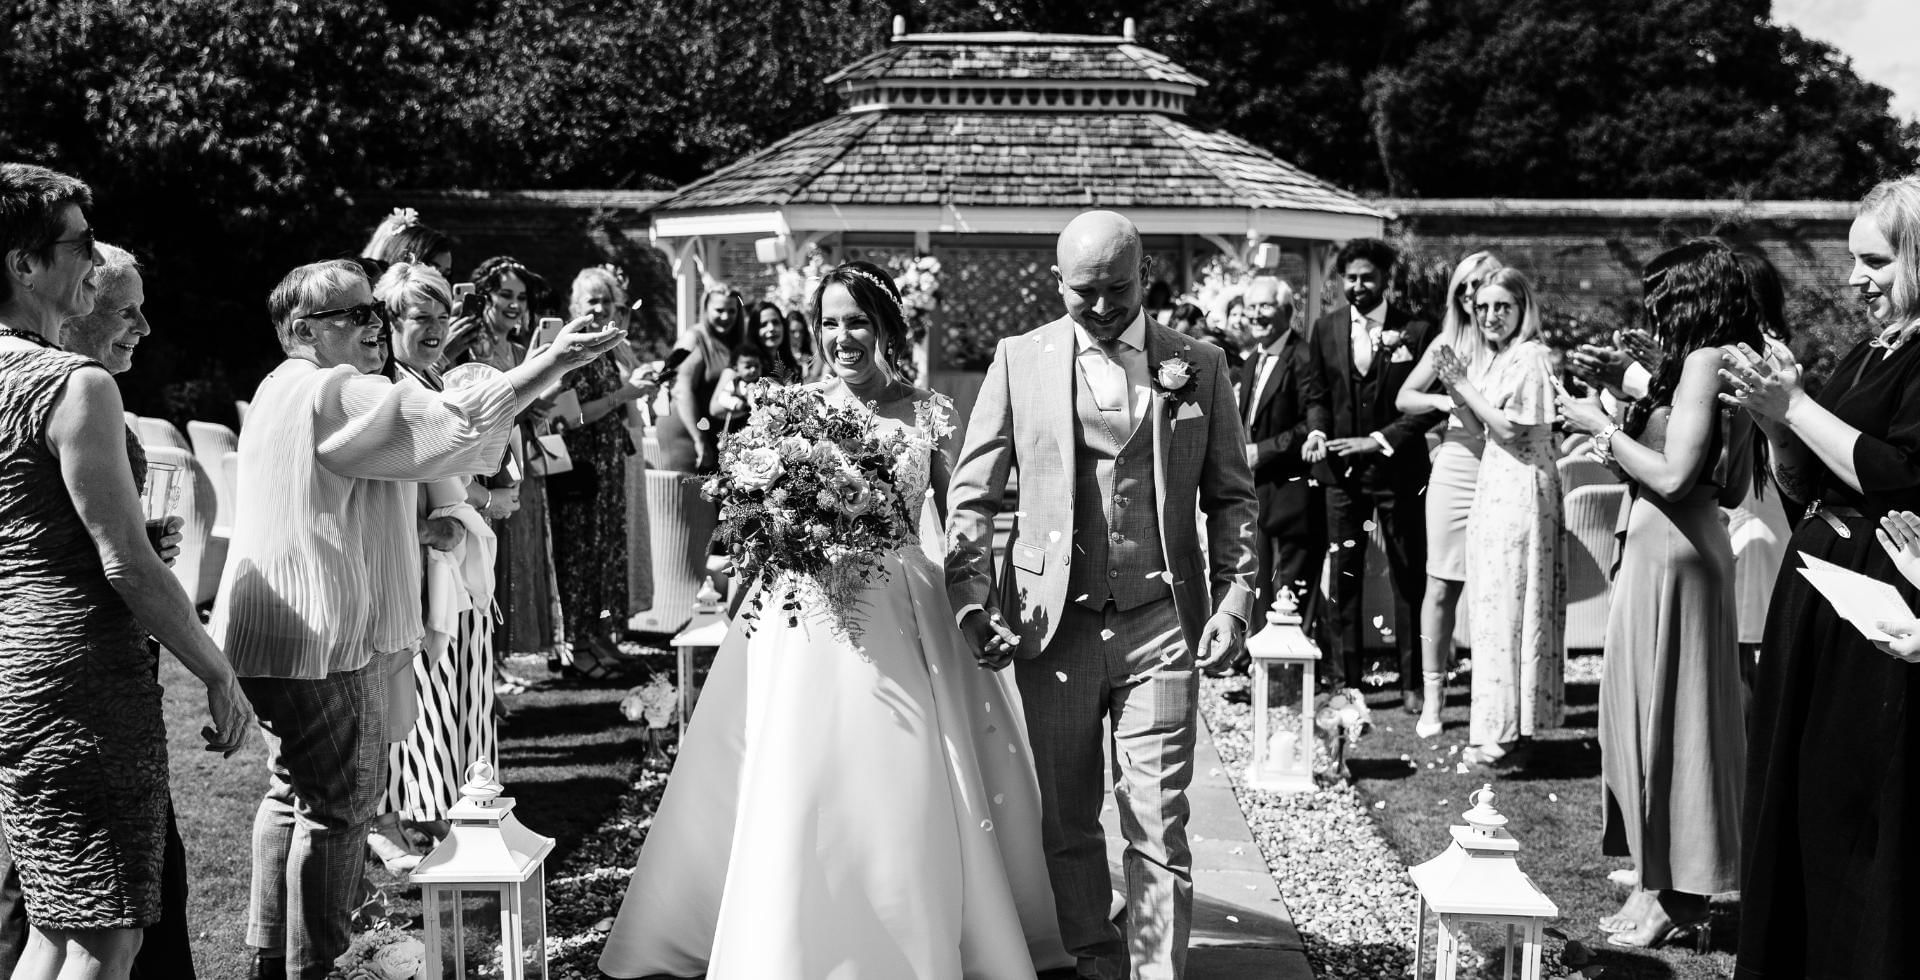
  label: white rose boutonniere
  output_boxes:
[1377,327,1406,350]
[1155,355,1195,393]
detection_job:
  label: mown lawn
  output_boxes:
[1348,659,1736,980]
[162,655,648,979]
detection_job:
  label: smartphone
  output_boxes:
[534,316,565,348]
[453,282,483,319]
[655,346,693,385]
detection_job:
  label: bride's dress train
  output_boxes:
[598,399,1069,979]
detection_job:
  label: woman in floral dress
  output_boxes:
[1436,267,1565,766]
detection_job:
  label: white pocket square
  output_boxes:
[1174,401,1206,421]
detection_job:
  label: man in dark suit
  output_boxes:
[1239,277,1331,634]
[1304,239,1446,710]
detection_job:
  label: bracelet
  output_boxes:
[480,488,493,510]
[1592,423,1619,463]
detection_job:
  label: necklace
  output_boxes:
[0,328,55,349]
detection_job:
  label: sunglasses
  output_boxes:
[49,227,97,255]
[300,303,386,328]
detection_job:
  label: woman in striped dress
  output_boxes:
[370,262,506,862]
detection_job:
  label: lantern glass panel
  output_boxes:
[431,888,461,978]
[519,867,549,980]
[1260,663,1307,773]
[445,885,509,978]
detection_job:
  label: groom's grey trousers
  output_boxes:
[1017,596,1193,980]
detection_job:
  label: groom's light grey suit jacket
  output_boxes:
[946,316,1258,654]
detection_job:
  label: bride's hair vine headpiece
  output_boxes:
[839,265,906,319]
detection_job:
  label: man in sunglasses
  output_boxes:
[207,260,625,980]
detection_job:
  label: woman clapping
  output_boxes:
[1558,239,1760,952]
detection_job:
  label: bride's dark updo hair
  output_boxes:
[810,260,914,379]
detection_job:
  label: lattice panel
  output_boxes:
[932,245,1060,371]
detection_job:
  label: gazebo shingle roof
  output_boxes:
[658,111,1378,215]
[827,33,1206,88]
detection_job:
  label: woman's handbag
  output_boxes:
[527,431,574,477]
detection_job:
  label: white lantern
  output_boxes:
[1241,589,1320,792]
[412,761,556,980]
[669,576,730,739]
[1408,785,1559,980]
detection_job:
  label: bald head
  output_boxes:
[1054,210,1147,340]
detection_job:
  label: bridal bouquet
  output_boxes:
[702,382,919,638]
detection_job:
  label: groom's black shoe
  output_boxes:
[1403,689,1424,715]
[247,953,286,980]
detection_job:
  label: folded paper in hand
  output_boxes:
[1795,551,1912,642]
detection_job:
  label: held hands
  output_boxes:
[960,607,1020,671]
[202,675,253,757]
[1196,611,1246,673]
[1718,342,1803,422]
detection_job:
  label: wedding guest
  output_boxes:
[1306,237,1446,702]
[452,256,566,668]
[552,266,658,664]
[654,285,741,472]
[1433,268,1564,766]
[359,207,454,279]
[0,163,250,980]
[0,240,203,980]
[785,309,825,382]
[709,348,766,435]
[750,301,803,381]
[209,258,622,980]
[1724,251,1794,683]
[1727,175,1920,980]
[369,261,515,867]
[1559,240,1759,951]
[1238,277,1330,635]
[1397,250,1503,737]
[1167,301,1205,337]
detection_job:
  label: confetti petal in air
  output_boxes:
[1362,519,1377,532]
[1055,671,1070,682]
[1101,629,1116,641]
[993,794,1004,805]
[695,418,710,431]
[980,819,994,831]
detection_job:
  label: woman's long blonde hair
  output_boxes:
[1441,251,1504,380]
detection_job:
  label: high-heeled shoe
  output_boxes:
[367,813,422,876]
[1598,888,1654,933]
[1606,916,1711,951]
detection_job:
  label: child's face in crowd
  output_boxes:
[736,357,764,384]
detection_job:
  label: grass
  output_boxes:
[163,653,649,979]
[1346,657,1737,980]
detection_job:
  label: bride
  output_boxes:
[598,262,1070,979]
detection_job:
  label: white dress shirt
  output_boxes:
[1072,312,1151,444]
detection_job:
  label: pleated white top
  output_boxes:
[210,359,516,678]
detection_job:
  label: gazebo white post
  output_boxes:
[1305,243,1330,324]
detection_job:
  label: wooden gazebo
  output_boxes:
[647,18,1384,418]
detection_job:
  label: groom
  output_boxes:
[946,210,1257,980]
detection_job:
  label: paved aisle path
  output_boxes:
[1101,717,1315,979]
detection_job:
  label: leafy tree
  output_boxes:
[1362,0,1914,197]
[0,0,454,410]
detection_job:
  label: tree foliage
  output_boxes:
[2,0,1914,415]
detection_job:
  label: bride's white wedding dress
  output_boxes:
[598,394,1070,979]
